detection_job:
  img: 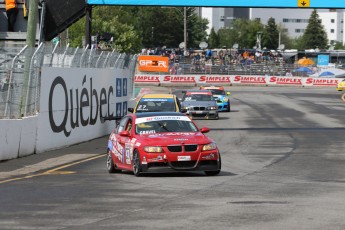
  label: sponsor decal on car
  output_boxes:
[135,116,190,124]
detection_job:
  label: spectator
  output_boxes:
[169,65,177,75]
[286,70,293,77]
[205,48,212,60]
[5,0,18,32]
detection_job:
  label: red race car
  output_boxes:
[106,112,221,176]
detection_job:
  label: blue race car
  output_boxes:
[200,86,231,112]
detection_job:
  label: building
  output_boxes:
[201,8,345,45]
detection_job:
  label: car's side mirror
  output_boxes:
[119,130,131,137]
[226,92,231,96]
[128,108,134,113]
[200,127,210,133]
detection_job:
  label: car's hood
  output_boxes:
[136,132,212,146]
[182,101,217,106]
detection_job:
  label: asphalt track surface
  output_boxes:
[1,86,345,230]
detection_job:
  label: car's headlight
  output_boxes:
[223,97,229,102]
[208,106,217,110]
[202,142,217,151]
[144,146,164,153]
[182,106,190,110]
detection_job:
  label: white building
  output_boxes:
[201,8,345,45]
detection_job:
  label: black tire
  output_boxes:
[132,150,142,177]
[205,154,221,176]
[106,151,121,173]
[226,103,231,112]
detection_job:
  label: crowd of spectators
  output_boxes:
[140,46,316,76]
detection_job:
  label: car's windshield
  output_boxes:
[209,89,225,95]
[135,116,198,134]
[183,94,213,101]
[136,98,176,112]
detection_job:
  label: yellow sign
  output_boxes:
[298,0,310,7]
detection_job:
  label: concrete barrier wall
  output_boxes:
[0,116,37,161]
[0,67,131,161]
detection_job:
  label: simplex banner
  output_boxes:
[86,0,343,8]
[134,74,344,87]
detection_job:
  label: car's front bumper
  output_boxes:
[217,102,230,111]
[185,110,219,119]
[140,150,221,172]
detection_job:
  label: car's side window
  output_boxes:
[117,117,129,133]
[176,97,182,111]
[125,119,133,132]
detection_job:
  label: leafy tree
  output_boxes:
[302,9,328,50]
[276,24,294,49]
[289,36,305,50]
[218,28,239,49]
[68,6,142,53]
[208,27,220,48]
[331,41,345,50]
[262,17,279,50]
[233,19,264,49]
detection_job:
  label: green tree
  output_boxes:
[262,17,279,50]
[231,19,264,49]
[68,6,142,53]
[218,28,239,49]
[302,9,328,49]
[332,41,345,50]
[208,27,220,48]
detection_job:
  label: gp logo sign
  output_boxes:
[138,56,169,73]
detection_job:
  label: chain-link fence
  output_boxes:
[0,42,137,119]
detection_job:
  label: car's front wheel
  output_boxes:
[132,150,142,177]
[226,103,231,112]
[205,155,221,176]
[106,151,121,173]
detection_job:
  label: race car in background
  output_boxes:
[128,94,182,113]
[200,86,231,112]
[106,112,221,176]
[181,90,219,120]
[336,79,345,91]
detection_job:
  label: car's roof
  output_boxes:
[185,90,212,93]
[141,94,175,99]
[185,90,213,95]
[201,86,224,90]
[134,112,187,118]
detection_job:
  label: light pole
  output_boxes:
[256,31,262,50]
[183,7,187,56]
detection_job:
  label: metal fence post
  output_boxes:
[80,44,89,67]
[50,41,59,67]
[88,45,94,68]
[24,42,44,117]
[3,45,28,118]
[96,51,103,68]
[61,43,70,67]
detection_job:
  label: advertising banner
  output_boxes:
[138,56,169,73]
[36,67,130,153]
[135,74,344,87]
[87,0,343,8]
